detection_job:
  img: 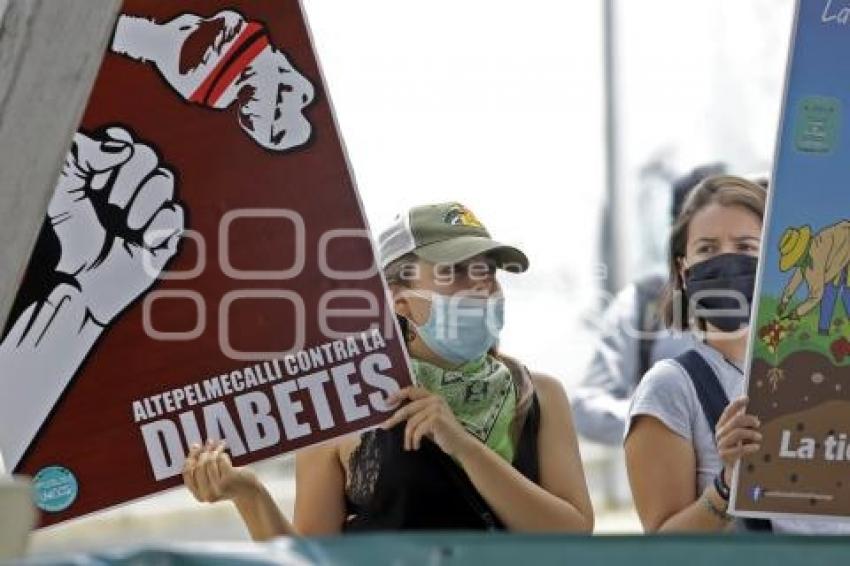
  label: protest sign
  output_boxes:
[732,0,850,521]
[0,0,413,527]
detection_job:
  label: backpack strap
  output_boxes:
[673,350,729,435]
[673,350,773,533]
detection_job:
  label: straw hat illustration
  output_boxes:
[779,225,812,271]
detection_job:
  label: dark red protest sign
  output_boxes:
[0,0,412,527]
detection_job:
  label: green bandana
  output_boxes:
[411,354,517,462]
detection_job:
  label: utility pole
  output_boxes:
[600,0,622,295]
[0,0,122,332]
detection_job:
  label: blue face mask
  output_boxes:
[411,292,505,365]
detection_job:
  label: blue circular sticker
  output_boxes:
[32,466,78,513]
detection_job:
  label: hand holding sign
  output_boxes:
[381,387,476,458]
[182,441,259,504]
[715,397,762,482]
[182,440,297,539]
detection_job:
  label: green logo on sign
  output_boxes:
[794,95,841,154]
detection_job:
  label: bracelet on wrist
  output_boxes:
[714,471,731,502]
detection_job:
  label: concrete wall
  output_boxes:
[0,0,122,330]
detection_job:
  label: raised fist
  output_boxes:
[48,127,184,325]
[0,128,184,471]
[111,11,315,152]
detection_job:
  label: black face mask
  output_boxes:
[684,253,758,332]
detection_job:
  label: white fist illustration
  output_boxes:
[111,11,315,152]
[0,128,184,471]
[47,127,184,325]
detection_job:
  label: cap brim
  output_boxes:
[414,236,529,273]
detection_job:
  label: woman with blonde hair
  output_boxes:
[625,175,850,534]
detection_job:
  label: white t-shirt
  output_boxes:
[626,335,850,534]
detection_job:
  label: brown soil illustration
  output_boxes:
[737,351,850,516]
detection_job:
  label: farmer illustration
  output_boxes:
[777,221,850,335]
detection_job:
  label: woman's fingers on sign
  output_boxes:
[182,439,233,503]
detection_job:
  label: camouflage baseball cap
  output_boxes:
[377,202,529,272]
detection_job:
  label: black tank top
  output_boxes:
[342,392,541,532]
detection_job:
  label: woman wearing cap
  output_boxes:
[183,202,594,537]
[624,176,850,534]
